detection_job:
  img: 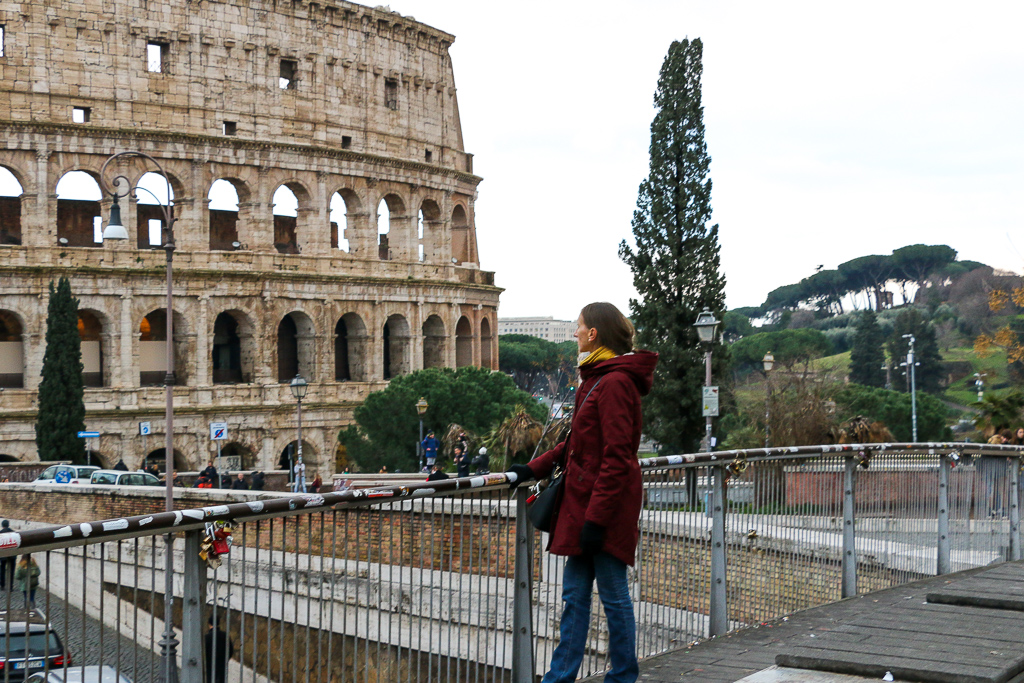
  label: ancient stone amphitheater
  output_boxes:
[0,0,499,473]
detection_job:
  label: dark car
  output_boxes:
[0,609,70,681]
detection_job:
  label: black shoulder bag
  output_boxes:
[527,377,602,532]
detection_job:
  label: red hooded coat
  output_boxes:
[526,350,658,566]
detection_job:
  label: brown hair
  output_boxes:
[580,302,634,355]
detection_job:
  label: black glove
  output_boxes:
[579,521,606,556]
[507,464,535,490]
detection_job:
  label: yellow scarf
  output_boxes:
[579,346,617,367]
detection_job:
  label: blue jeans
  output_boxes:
[542,552,638,683]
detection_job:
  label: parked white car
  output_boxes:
[26,665,132,683]
[31,465,100,485]
[88,470,161,487]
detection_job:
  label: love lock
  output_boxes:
[200,521,234,570]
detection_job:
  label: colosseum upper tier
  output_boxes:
[0,0,499,473]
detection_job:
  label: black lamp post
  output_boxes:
[762,351,774,448]
[693,309,720,451]
[290,374,308,492]
[416,396,429,472]
[99,151,178,683]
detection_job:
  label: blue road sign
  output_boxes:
[77,431,100,438]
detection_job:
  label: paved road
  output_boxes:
[1,587,159,683]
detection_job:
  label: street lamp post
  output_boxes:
[901,334,919,441]
[99,151,178,683]
[762,351,775,448]
[693,310,720,451]
[290,374,308,492]
[416,397,429,472]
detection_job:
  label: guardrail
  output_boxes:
[1,442,1022,683]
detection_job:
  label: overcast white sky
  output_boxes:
[401,0,1024,319]
[7,2,1021,322]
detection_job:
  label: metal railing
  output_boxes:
[1,442,1022,682]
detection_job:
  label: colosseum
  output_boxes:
[0,0,499,474]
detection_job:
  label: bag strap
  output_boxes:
[558,377,602,467]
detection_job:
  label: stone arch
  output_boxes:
[277,311,316,382]
[451,204,471,264]
[145,448,187,474]
[0,165,24,246]
[78,309,108,387]
[279,439,319,480]
[212,310,256,384]
[0,454,19,463]
[335,312,369,381]
[376,193,405,261]
[419,198,441,263]
[455,315,473,368]
[382,313,411,379]
[422,314,446,369]
[272,181,310,254]
[219,442,255,470]
[135,171,180,250]
[139,308,190,386]
[55,170,103,248]
[329,188,361,253]
[0,309,25,388]
[480,316,493,370]
[208,178,249,251]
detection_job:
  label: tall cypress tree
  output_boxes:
[619,38,727,453]
[849,310,886,387]
[36,277,86,463]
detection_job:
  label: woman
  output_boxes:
[1014,427,1024,446]
[510,302,657,683]
[15,554,40,608]
[308,472,322,493]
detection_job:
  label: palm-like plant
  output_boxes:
[972,392,1024,436]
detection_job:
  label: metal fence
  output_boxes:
[1,442,1022,683]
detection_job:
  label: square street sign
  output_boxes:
[139,421,152,436]
[702,386,720,417]
[209,422,228,441]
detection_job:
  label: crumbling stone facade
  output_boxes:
[0,0,499,472]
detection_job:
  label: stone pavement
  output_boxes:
[581,561,1024,683]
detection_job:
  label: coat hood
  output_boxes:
[580,350,658,396]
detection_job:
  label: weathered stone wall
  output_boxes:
[0,0,501,470]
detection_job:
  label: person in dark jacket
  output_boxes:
[421,431,440,471]
[204,614,234,683]
[454,446,470,478]
[250,471,265,491]
[113,459,129,472]
[0,520,13,590]
[231,473,248,490]
[510,302,656,683]
[426,465,449,481]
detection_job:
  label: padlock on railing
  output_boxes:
[199,521,233,569]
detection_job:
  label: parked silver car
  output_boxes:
[88,470,161,487]
[25,665,132,683]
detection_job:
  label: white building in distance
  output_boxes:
[498,317,575,343]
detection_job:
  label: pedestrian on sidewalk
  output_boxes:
[473,446,490,474]
[14,554,40,608]
[421,430,439,472]
[0,520,13,591]
[250,471,265,491]
[426,465,449,481]
[454,445,470,478]
[204,614,234,683]
[509,302,657,683]
[231,473,248,490]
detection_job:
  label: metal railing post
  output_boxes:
[1010,457,1021,561]
[841,456,857,598]
[709,465,728,637]
[180,530,206,683]
[937,455,951,575]
[511,488,535,683]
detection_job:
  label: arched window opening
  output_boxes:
[337,313,368,381]
[277,312,314,382]
[422,315,446,369]
[451,204,470,264]
[0,310,24,388]
[140,309,188,386]
[383,314,410,379]
[78,310,104,387]
[481,317,493,370]
[456,316,473,368]
[209,179,241,251]
[0,166,24,246]
[376,198,391,260]
[56,171,103,247]
[273,185,299,254]
[212,312,251,384]
[136,172,174,249]
[419,199,441,264]
[329,192,351,253]
[144,448,186,474]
